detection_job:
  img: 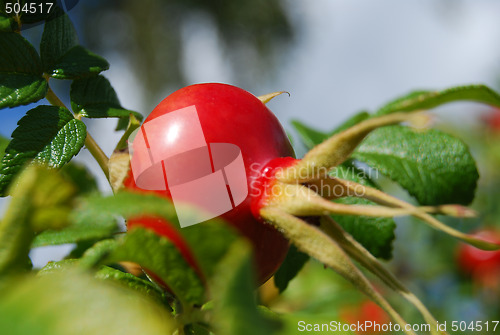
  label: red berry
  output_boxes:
[457,229,500,286]
[340,300,389,334]
[127,216,202,273]
[127,216,204,289]
[482,108,500,132]
[250,156,299,219]
[124,83,295,284]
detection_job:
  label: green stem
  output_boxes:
[85,134,110,180]
[114,114,141,151]
[13,11,22,33]
[45,86,67,110]
[45,85,110,180]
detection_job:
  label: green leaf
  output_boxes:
[104,228,206,306]
[22,166,75,233]
[74,191,178,223]
[79,239,118,268]
[0,32,47,108]
[211,241,279,335]
[41,189,285,310]
[185,323,211,335]
[31,213,117,248]
[0,105,86,196]
[291,112,370,150]
[0,12,17,32]
[71,75,143,121]
[95,265,167,306]
[0,170,36,276]
[40,9,78,72]
[66,239,103,259]
[41,258,167,309]
[60,162,98,195]
[34,119,86,166]
[0,134,8,166]
[376,84,500,115]
[331,111,370,135]
[291,120,328,150]
[116,116,130,131]
[37,259,78,275]
[0,271,175,335]
[0,165,74,275]
[329,163,396,260]
[179,219,239,279]
[274,244,309,293]
[70,190,239,289]
[46,45,109,79]
[33,193,125,249]
[33,191,179,248]
[353,125,479,205]
[332,197,396,260]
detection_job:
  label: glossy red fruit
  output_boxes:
[127,216,204,288]
[457,229,500,286]
[339,300,390,334]
[250,156,299,219]
[127,216,202,273]
[124,83,295,284]
[482,108,500,132]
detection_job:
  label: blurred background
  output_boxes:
[2,0,500,332]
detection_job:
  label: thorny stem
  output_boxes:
[45,84,110,181]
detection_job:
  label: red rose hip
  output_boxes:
[457,229,500,288]
[124,83,295,284]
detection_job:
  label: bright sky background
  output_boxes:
[2,0,500,266]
